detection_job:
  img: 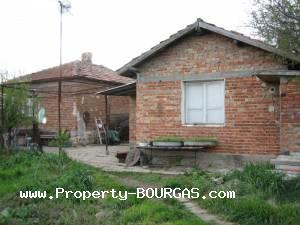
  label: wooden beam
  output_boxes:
[105,95,109,155]
[233,39,245,47]
[195,26,205,34]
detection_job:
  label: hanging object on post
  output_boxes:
[38,107,47,124]
[83,111,90,124]
[95,117,106,144]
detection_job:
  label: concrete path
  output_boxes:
[112,175,236,225]
[43,145,185,175]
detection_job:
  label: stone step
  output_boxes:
[275,164,300,173]
[276,169,300,177]
[283,171,300,177]
[275,155,300,160]
[271,158,300,166]
[290,151,300,157]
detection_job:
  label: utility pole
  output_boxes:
[58,0,71,154]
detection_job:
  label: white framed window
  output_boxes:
[184,80,225,124]
[22,98,33,117]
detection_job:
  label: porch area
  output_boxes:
[43,144,185,175]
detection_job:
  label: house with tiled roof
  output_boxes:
[16,52,133,145]
[99,19,300,172]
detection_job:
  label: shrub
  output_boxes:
[48,130,71,147]
[49,169,95,192]
[232,163,285,195]
[276,175,300,203]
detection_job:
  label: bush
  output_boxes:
[42,168,95,195]
[231,163,285,195]
[205,163,300,225]
[48,130,71,147]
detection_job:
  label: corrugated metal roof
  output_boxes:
[96,81,136,96]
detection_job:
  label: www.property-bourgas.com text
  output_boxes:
[19,188,236,201]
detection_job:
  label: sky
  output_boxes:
[0,0,254,77]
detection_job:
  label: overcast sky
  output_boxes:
[0,0,254,76]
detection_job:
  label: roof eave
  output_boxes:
[96,81,136,96]
[5,76,128,86]
[256,70,300,83]
[196,20,300,63]
[117,19,300,76]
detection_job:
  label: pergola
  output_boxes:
[96,81,136,154]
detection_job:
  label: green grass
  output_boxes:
[113,164,300,225]
[3,150,300,225]
[152,136,218,143]
[119,200,207,225]
[153,136,183,142]
[183,137,218,142]
[0,150,212,225]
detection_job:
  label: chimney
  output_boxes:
[81,52,92,64]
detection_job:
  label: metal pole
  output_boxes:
[0,83,4,146]
[1,84,3,128]
[105,95,109,155]
[32,91,42,152]
[58,1,63,154]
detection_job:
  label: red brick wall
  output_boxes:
[138,33,286,76]
[109,96,129,115]
[129,96,136,143]
[133,33,290,155]
[33,82,77,133]
[74,82,109,132]
[32,80,130,142]
[108,96,130,129]
[281,79,300,152]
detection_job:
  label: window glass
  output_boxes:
[184,80,224,124]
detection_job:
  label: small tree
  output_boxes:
[250,0,300,55]
[2,84,36,148]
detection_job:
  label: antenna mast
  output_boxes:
[58,0,71,154]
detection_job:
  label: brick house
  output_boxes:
[16,53,133,145]
[100,19,300,168]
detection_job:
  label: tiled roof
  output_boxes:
[117,18,300,76]
[13,60,133,84]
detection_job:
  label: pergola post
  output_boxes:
[105,95,109,155]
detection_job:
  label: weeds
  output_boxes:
[0,150,210,225]
[113,164,300,225]
[230,163,285,195]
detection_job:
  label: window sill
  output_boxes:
[182,123,225,127]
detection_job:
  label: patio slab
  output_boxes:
[43,144,185,175]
